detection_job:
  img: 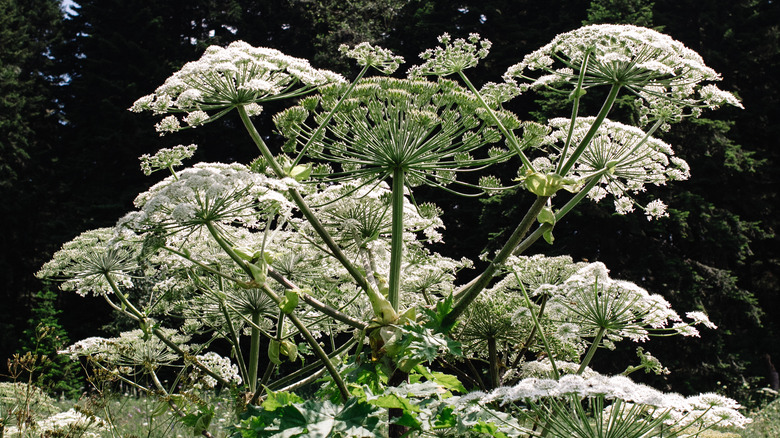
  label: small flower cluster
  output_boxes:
[139,144,197,176]
[502,254,587,296]
[129,40,345,133]
[410,33,492,77]
[190,352,242,389]
[536,117,690,219]
[504,24,742,122]
[339,42,405,74]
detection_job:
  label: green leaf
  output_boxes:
[245,399,381,437]
[433,406,457,429]
[537,206,556,225]
[181,405,215,436]
[262,390,304,412]
[543,226,555,244]
[428,371,466,394]
[472,420,509,438]
[395,411,422,429]
[279,289,299,314]
[268,339,282,365]
[422,294,457,334]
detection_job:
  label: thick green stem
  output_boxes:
[559,84,621,176]
[237,106,371,294]
[577,327,606,375]
[261,284,350,401]
[388,167,405,311]
[512,295,549,369]
[247,311,263,393]
[205,221,255,279]
[218,301,249,384]
[446,196,549,326]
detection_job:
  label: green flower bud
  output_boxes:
[268,340,282,365]
[280,340,298,362]
[279,289,299,314]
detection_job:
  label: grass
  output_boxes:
[739,397,780,438]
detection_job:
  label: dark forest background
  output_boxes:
[1,0,778,404]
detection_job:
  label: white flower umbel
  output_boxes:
[130,40,346,131]
[276,76,516,194]
[61,328,190,371]
[36,228,138,297]
[547,262,692,343]
[130,162,297,232]
[469,373,750,432]
[410,32,492,77]
[5,408,107,438]
[503,24,742,124]
[339,42,405,75]
[543,117,689,217]
[139,144,197,176]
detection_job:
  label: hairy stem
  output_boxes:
[488,337,500,389]
[247,311,263,393]
[517,280,559,380]
[512,169,609,256]
[267,267,368,329]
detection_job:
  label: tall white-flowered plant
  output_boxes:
[37,25,750,438]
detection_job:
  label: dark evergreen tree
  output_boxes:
[17,288,81,398]
[0,0,64,360]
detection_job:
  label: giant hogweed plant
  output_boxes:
[38,25,749,437]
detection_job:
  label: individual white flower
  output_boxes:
[614,197,635,215]
[244,102,263,116]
